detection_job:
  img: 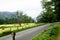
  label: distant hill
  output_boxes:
[0,11,16,19]
[0,11,35,21]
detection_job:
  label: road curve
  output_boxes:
[0,24,50,40]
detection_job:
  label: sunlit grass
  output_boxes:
[0,23,45,37]
[0,23,43,33]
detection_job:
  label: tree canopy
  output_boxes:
[0,11,34,24]
[37,0,60,23]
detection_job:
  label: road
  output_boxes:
[0,24,50,40]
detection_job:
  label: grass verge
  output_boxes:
[32,23,58,40]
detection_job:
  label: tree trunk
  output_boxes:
[19,23,21,27]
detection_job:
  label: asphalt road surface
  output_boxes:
[0,24,50,40]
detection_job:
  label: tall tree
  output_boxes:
[16,11,23,26]
[37,0,57,23]
[52,0,60,21]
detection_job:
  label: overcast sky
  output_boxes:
[0,0,43,18]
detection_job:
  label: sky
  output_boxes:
[0,0,43,18]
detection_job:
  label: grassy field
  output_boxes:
[0,23,45,37]
[0,23,35,33]
[32,23,60,40]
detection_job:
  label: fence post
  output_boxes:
[12,32,16,40]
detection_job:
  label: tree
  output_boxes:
[22,14,28,23]
[37,11,57,23]
[52,0,60,21]
[22,14,34,23]
[37,0,57,23]
[16,11,23,26]
[0,19,5,24]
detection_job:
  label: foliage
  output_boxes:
[52,0,60,21]
[0,30,11,37]
[37,0,60,23]
[32,24,58,40]
[0,11,35,24]
[37,11,57,23]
